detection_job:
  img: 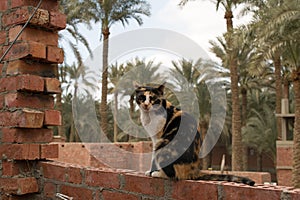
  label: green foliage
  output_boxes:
[242,90,277,161]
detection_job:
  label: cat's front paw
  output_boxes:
[150,170,167,178]
[145,170,152,176]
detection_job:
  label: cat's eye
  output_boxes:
[137,95,146,101]
[150,96,156,101]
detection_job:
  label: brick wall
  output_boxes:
[0,0,65,199]
[276,141,293,186]
[52,142,272,184]
[39,161,300,200]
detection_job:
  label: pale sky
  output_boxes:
[62,0,252,65]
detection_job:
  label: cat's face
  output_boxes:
[134,84,165,112]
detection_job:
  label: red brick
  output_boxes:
[0,109,44,128]
[2,160,33,176]
[31,8,50,26]
[277,146,293,166]
[1,128,53,143]
[289,190,300,199]
[2,41,46,61]
[2,6,65,30]
[3,92,54,109]
[6,60,57,77]
[0,177,38,195]
[44,77,61,93]
[0,63,3,76]
[41,161,67,181]
[0,94,4,108]
[40,143,58,159]
[102,190,139,200]
[60,185,94,200]
[43,181,56,198]
[49,11,67,30]
[11,0,59,12]
[172,180,218,200]
[0,75,44,93]
[47,46,64,63]
[2,160,20,176]
[67,166,83,184]
[85,168,120,189]
[277,169,292,186]
[2,7,29,26]
[2,7,48,27]
[9,26,58,46]
[0,1,8,11]
[122,173,165,196]
[222,182,282,199]
[44,109,61,126]
[0,144,40,160]
[0,30,7,44]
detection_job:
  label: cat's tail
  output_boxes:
[196,173,255,186]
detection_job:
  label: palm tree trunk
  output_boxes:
[292,68,300,188]
[225,10,243,171]
[100,27,110,140]
[230,55,243,171]
[200,120,211,170]
[241,88,248,171]
[113,91,118,142]
[283,78,289,99]
[224,11,233,32]
[274,52,282,139]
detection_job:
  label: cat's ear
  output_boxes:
[157,82,166,95]
[133,81,141,89]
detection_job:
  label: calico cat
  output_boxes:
[134,82,255,186]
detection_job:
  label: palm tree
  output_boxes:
[243,0,286,139]
[242,90,277,171]
[254,0,300,187]
[57,0,96,139]
[210,22,278,170]
[108,63,126,142]
[63,63,98,141]
[169,58,228,169]
[93,0,151,137]
[187,0,251,171]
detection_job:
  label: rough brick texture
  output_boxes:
[39,161,300,200]
[277,141,293,186]
[5,60,57,77]
[44,77,61,93]
[0,143,58,160]
[9,26,58,46]
[44,109,62,126]
[11,0,59,12]
[0,177,38,195]
[0,1,64,198]
[2,41,47,61]
[0,109,44,128]
[0,75,44,93]
[2,6,66,30]
[0,92,54,110]
[1,128,53,143]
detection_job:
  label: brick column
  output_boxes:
[0,0,66,198]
